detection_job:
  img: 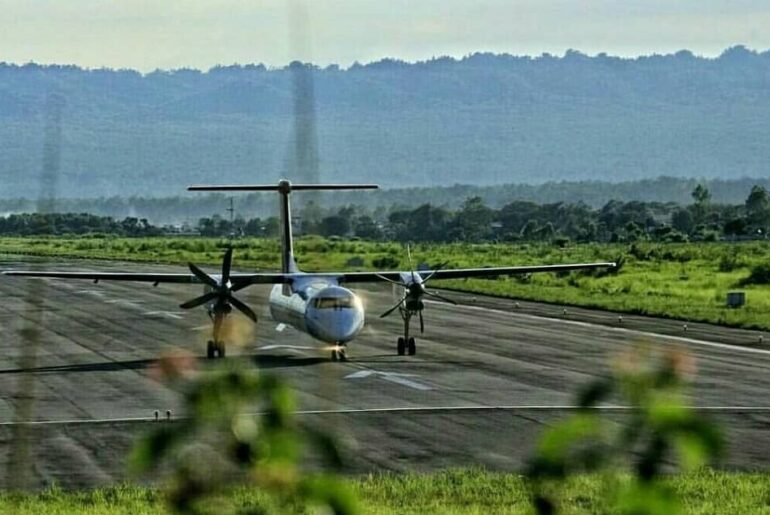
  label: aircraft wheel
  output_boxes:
[206,340,216,360]
[397,337,405,356]
[331,349,339,362]
[338,347,348,362]
[218,342,226,359]
[407,337,416,356]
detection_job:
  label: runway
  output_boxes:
[1,256,770,488]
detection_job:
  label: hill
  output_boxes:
[2,47,770,198]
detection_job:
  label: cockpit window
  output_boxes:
[314,297,355,309]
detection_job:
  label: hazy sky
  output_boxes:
[2,0,769,71]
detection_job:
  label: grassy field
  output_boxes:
[0,469,767,514]
[1,236,769,330]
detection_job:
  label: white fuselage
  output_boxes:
[268,274,365,344]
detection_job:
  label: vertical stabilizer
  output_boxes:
[277,180,298,273]
[188,180,379,278]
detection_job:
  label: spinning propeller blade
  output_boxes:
[230,295,258,323]
[421,261,450,283]
[425,290,457,305]
[180,247,258,324]
[188,262,218,288]
[179,291,218,309]
[380,295,407,318]
[221,246,233,283]
[375,274,407,287]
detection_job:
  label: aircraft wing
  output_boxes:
[2,270,291,285]
[4,262,615,285]
[334,262,616,283]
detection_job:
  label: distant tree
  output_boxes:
[745,185,770,230]
[520,219,539,240]
[452,196,494,242]
[319,215,350,237]
[263,217,280,237]
[672,208,695,234]
[243,217,265,237]
[299,201,324,235]
[624,221,645,242]
[691,184,711,224]
[536,222,556,241]
[723,217,747,237]
[353,215,381,240]
[691,184,711,205]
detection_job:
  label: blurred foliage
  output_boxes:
[129,359,358,514]
[527,345,723,515]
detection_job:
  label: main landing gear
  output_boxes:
[206,311,228,359]
[396,337,416,356]
[331,343,348,362]
[207,340,226,359]
[396,309,418,356]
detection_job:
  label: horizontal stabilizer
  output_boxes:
[188,182,379,192]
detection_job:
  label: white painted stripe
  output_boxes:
[143,311,184,320]
[3,405,770,427]
[426,300,770,357]
[380,375,432,391]
[344,370,429,390]
[259,344,314,351]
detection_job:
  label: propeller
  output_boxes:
[378,246,456,333]
[179,247,257,323]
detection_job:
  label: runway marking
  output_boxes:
[259,344,314,351]
[3,405,770,427]
[345,370,432,391]
[105,299,144,307]
[75,289,105,297]
[427,300,770,357]
[143,311,184,320]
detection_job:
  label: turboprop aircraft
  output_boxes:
[4,180,615,361]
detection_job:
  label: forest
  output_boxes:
[2,184,768,245]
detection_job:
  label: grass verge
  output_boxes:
[0,469,767,514]
[1,236,769,331]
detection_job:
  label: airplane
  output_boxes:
[3,179,616,361]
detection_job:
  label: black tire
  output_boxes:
[338,348,348,362]
[407,337,416,356]
[397,337,406,356]
[206,341,215,359]
[331,350,339,362]
[218,342,226,358]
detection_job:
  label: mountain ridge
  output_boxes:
[1,47,769,198]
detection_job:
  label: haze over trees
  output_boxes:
[2,47,770,199]
[4,184,767,245]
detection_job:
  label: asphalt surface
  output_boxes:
[1,256,770,489]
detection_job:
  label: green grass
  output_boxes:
[0,469,767,514]
[1,236,769,331]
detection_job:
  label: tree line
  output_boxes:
[199,184,770,244]
[2,184,768,244]
[0,213,163,236]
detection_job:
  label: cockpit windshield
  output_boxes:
[314,297,355,309]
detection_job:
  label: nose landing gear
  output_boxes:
[331,343,348,362]
[205,311,228,359]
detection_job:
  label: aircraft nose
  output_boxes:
[329,318,363,342]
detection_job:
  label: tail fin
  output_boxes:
[188,180,378,274]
